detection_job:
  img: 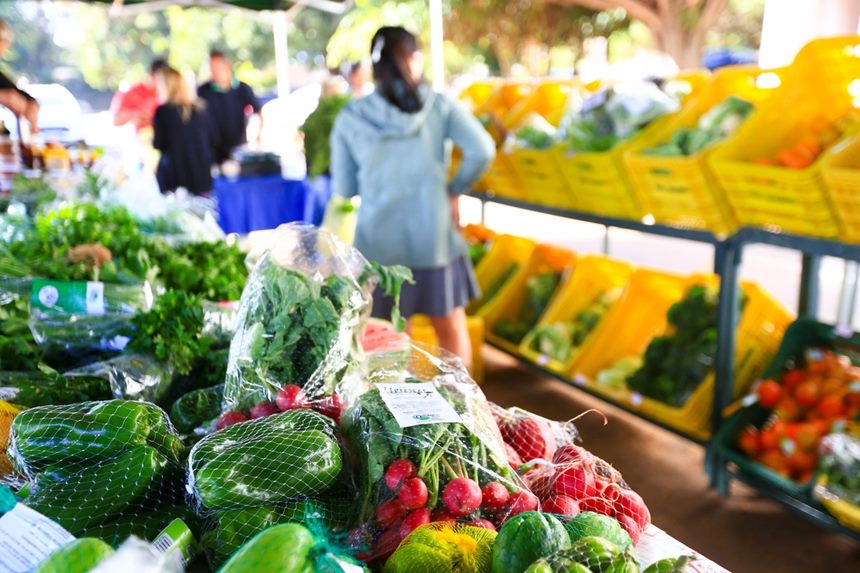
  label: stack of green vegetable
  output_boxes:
[643,96,755,156]
[8,400,190,545]
[187,408,349,567]
[511,114,558,151]
[627,284,735,407]
[529,290,620,363]
[493,272,562,344]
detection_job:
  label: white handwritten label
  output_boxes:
[375,382,462,428]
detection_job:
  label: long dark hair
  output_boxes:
[371,27,423,113]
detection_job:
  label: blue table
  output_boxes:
[214,175,332,234]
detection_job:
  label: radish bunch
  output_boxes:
[215,384,344,430]
[525,444,651,544]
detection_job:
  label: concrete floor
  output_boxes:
[479,347,860,573]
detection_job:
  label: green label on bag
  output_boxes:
[151,518,198,566]
[31,279,105,316]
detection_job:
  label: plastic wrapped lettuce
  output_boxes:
[223,223,411,412]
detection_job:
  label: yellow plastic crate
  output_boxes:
[410,315,485,384]
[458,80,501,112]
[822,133,860,243]
[508,148,577,210]
[709,36,860,238]
[624,66,784,236]
[570,268,692,405]
[636,281,793,439]
[476,152,525,200]
[1,400,24,475]
[520,255,633,376]
[503,80,582,129]
[483,244,577,356]
[469,234,536,315]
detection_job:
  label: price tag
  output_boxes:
[630,392,643,407]
[0,504,75,573]
[31,279,105,316]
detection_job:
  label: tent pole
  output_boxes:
[273,10,290,97]
[428,0,445,90]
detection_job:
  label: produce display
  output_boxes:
[816,428,860,510]
[559,82,678,153]
[493,272,562,344]
[644,96,754,156]
[737,347,860,483]
[529,290,619,363]
[754,112,860,169]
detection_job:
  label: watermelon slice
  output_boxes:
[360,318,410,353]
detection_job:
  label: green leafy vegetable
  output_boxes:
[644,96,754,156]
[529,290,618,362]
[493,272,562,344]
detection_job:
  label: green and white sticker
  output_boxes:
[31,279,105,316]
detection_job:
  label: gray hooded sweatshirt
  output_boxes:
[330,85,495,268]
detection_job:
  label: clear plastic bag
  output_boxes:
[4,400,187,541]
[490,405,652,546]
[64,353,176,406]
[816,430,860,507]
[223,224,374,412]
[340,343,533,563]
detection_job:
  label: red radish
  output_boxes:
[505,490,539,517]
[505,444,523,469]
[215,410,247,430]
[375,499,406,528]
[553,466,598,500]
[442,477,482,517]
[430,509,456,523]
[542,495,581,516]
[372,527,403,562]
[614,513,643,545]
[249,402,279,419]
[493,411,515,443]
[523,470,553,500]
[553,444,590,465]
[275,385,309,411]
[398,477,429,510]
[615,489,651,530]
[385,459,417,491]
[580,496,614,516]
[480,482,510,512]
[598,482,622,503]
[468,518,496,531]
[399,508,431,538]
[312,394,343,423]
[510,416,557,462]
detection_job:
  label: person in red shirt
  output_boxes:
[111,59,168,131]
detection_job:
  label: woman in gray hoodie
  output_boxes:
[331,27,495,367]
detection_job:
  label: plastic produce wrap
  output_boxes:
[186,408,354,567]
[135,192,224,245]
[0,370,112,408]
[491,405,651,545]
[340,344,533,563]
[27,278,154,355]
[64,353,176,405]
[223,224,376,411]
[3,400,188,542]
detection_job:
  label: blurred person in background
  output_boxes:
[346,61,372,97]
[198,50,262,163]
[111,58,168,132]
[0,18,39,131]
[153,67,217,196]
[330,26,494,367]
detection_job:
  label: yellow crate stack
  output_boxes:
[624,66,784,236]
[482,244,576,356]
[822,133,860,243]
[709,36,860,239]
[520,255,634,376]
[468,234,536,315]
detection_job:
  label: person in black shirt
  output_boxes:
[153,67,217,196]
[197,50,261,164]
[0,18,38,130]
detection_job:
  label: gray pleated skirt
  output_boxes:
[372,255,481,319]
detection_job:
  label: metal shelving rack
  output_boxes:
[466,190,860,543]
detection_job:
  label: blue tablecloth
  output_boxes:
[214,175,333,234]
